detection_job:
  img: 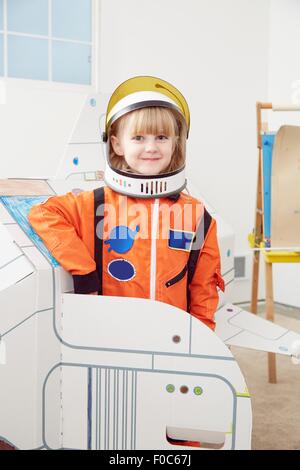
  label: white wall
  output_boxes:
[0,81,86,178]
[267,0,300,307]
[0,0,273,304]
[268,0,300,114]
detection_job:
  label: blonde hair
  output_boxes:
[108,107,187,174]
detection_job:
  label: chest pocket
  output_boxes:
[165,227,196,289]
[168,229,195,253]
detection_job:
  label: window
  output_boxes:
[0,0,93,86]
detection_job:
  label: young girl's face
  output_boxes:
[110,118,175,175]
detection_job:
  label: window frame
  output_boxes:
[0,0,98,93]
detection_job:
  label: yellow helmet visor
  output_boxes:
[105,76,190,138]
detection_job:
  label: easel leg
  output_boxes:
[251,251,260,314]
[251,139,263,315]
[265,260,277,383]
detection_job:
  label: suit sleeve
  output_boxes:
[188,217,224,331]
[28,192,100,294]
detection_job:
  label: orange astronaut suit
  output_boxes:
[28,185,224,330]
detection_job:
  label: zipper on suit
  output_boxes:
[150,198,159,300]
[165,265,188,287]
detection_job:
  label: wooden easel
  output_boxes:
[250,102,300,384]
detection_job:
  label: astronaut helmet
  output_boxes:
[102,76,190,198]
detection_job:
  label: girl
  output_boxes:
[29,76,224,330]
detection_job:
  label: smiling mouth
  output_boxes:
[140,157,161,161]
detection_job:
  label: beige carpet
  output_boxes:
[231,306,300,450]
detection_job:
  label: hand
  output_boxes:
[88,291,98,295]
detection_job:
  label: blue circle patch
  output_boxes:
[108,259,136,281]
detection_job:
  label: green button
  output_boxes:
[166,384,175,393]
[194,386,203,396]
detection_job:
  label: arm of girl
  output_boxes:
[28,191,100,294]
[188,217,224,331]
